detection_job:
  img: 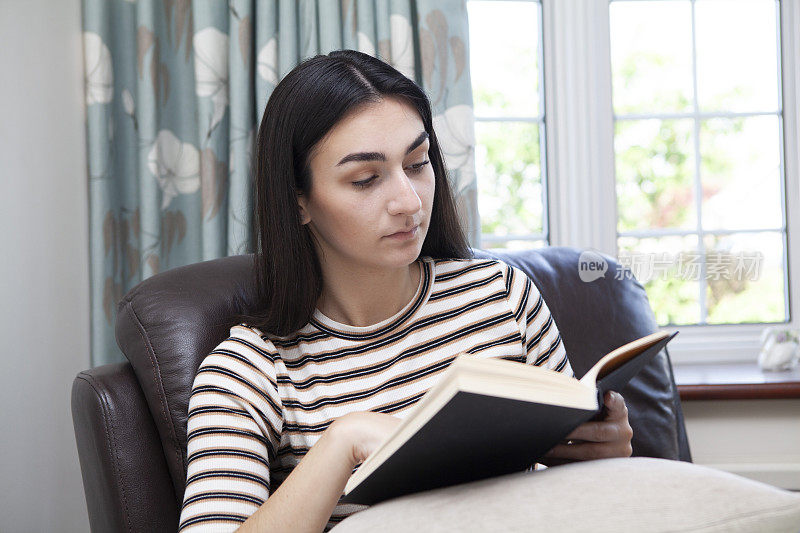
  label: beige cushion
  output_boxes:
[331,457,800,532]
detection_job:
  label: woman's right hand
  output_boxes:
[331,411,403,467]
[236,411,403,532]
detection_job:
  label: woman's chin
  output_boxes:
[375,244,425,269]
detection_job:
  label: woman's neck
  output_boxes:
[315,260,421,327]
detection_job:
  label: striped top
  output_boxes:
[179,257,572,532]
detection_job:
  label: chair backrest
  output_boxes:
[115,247,689,505]
[473,248,688,460]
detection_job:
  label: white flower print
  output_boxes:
[147,130,200,210]
[83,32,113,105]
[390,15,415,79]
[432,105,476,193]
[257,37,278,86]
[193,27,229,136]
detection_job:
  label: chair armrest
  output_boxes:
[71,362,179,532]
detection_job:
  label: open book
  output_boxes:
[341,330,678,505]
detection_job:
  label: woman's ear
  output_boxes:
[297,193,311,225]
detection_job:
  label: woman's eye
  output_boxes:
[352,161,428,188]
[407,160,430,174]
[353,175,378,189]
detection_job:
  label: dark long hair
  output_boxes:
[239,50,471,336]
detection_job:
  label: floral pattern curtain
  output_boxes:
[83,0,477,366]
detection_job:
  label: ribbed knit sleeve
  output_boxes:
[178,325,284,532]
[502,263,574,377]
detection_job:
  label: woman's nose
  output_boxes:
[387,170,422,216]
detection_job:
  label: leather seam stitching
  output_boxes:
[124,300,186,480]
[76,373,133,532]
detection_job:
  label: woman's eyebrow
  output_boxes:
[336,131,429,166]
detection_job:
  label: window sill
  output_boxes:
[673,362,800,401]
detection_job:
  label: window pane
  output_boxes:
[695,0,780,112]
[610,1,693,115]
[704,232,786,324]
[700,115,782,231]
[475,122,543,238]
[615,118,696,232]
[468,1,540,117]
[618,235,701,325]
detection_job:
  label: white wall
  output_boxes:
[683,399,800,490]
[0,0,91,530]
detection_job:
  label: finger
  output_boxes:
[543,443,611,461]
[563,421,622,443]
[603,391,628,421]
[542,442,618,461]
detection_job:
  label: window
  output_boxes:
[610,0,787,327]
[466,0,800,361]
[468,0,548,250]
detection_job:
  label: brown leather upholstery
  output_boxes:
[71,362,178,532]
[71,247,691,532]
[473,248,691,461]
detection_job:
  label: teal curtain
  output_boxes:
[82,0,477,366]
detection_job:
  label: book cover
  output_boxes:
[341,330,678,505]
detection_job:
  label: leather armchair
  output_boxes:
[72,247,691,532]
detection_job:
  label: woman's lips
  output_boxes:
[385,225,419,240]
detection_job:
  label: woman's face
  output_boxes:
[298,97,435,272]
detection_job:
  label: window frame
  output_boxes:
[470,0,550,248]
[536,0,800,363]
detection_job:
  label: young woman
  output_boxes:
[179,50,633,533]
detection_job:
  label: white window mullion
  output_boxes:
[542,0,617,256]
[689,0,709,323]
[781,0,800,349]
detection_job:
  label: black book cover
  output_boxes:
[341,393,596,505]
[341,331,678,505]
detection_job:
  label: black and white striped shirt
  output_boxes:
[179,257,572,531]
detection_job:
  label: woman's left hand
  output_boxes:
[540,390,633,465]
